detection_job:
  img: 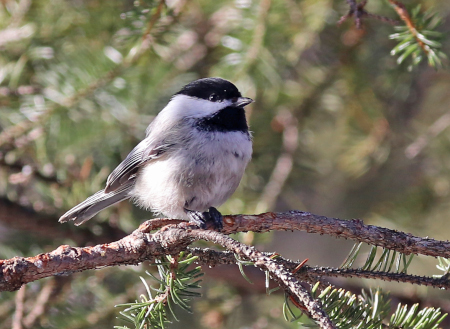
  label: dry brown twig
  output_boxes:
[339,0,399,28]
[339,0,436,58]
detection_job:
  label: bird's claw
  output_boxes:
[185,207,223,231]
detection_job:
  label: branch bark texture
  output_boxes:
[223,211,450,258]
[2,210,450,329]
[2,210,450,294]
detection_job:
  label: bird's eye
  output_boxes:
[209,93,220,102]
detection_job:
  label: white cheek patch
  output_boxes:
[167,95,234,118]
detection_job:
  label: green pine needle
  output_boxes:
[341,242,414,274]
[389,5,446,70]
[290,286,447,329]
[115,253,203,329]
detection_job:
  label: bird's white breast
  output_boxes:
[132,130,252,219]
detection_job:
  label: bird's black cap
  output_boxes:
[175,77,242,102]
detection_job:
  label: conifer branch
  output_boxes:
[3,211,450,293]
[388,0,428,54]
[219,211,450,258]
[0,219,338,329]
[307,267,450,289]
[338,0,446,69]
[188,248,450,290]
[3,212,450,327]
[388,2,446,68]
[0,0,167,149]
[115,253,203,328]
[183,229,336,329]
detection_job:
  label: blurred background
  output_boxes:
[1,0,450,327]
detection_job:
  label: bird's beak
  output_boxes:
[234,97,254,108]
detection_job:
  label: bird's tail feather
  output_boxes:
[59,183,133,226]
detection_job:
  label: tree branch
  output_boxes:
[22,278,55,328]
[188,248,450,290]
[3,210,450,327]
[1,218,338,328]
[220,211,450,258]
[12,286,25,329]
[0,209,449,329]
[305,267,450,289]
[2,211,450,294]
[184,228,336,329]
[387,0,429,54]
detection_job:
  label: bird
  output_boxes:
[59,77,253,230]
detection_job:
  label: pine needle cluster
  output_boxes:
[115,253,203,329]
[390,5,447,70]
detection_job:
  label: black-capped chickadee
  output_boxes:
[59,78,253,230]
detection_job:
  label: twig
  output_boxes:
[256,110,298,213]
[12,286,25,329]
[339,0,368,29]
[405,113,450,159]
[184,229,336,329]
[387,0,429,55]
[339,0,399,28]
[305,267,450,289]
[23,279,55,328]
[188,248,450,289]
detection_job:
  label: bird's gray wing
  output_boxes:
[104,139,174,193]
[59,182,134,225]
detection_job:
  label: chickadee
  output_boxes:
[59,78,253,230]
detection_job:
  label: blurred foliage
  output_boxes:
[1,0,450,327]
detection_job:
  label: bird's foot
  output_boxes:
[185,207,223,231]
[186,210,207,229]
[208,207,223,230]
